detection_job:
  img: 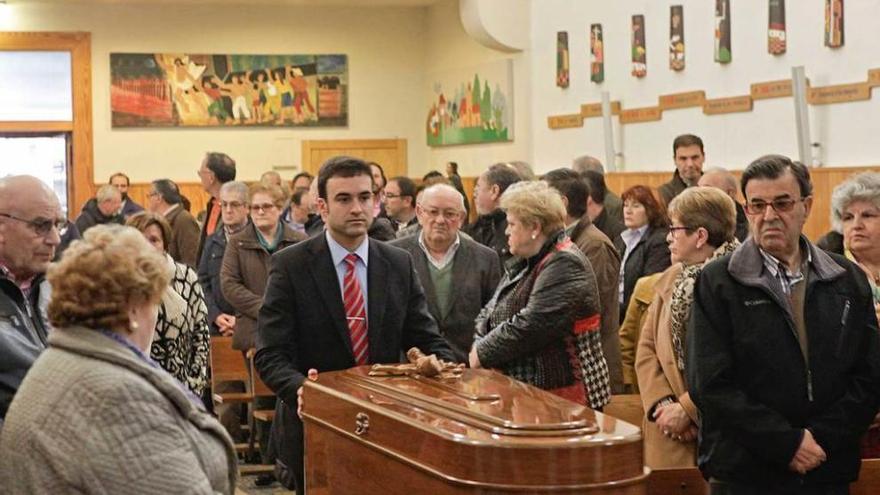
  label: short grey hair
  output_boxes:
[830,171,880,232]
[419,183,465,211]
[220,181,250,203]
[700,167,739,194]
[96,184,121,203]
[572,155,604,174]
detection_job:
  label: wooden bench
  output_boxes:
[210,336,251,406]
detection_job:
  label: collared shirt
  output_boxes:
[618,224,648,303]
[418,232,461,270]
[0,262,35,298]
[759,244,812,297]
[326,231,369,317]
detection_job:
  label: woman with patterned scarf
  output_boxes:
[635,187,740,468]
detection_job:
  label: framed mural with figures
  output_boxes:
[110,52,348,128]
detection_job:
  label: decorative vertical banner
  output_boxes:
[714,0,732,64]
[557,31,570,88]
[590,24,605,83]
[669,6,685,71]
[768,0,786,55]
[632,15,647,78]
[825,0,844,48]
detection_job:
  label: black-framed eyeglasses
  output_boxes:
[384,193,402,199]
[744,197,807,215]
[0,212,68,236]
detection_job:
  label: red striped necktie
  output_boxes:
[343,253,369,365]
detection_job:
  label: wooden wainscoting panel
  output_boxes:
[301,139,407,179]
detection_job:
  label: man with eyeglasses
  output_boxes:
[0,175,63,428]
[391,184,500,362]
[195,152,236,264]
[687,155,880,494]
[384,176,418,237]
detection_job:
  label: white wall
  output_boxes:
[423,0,532,177]
[529,0,880,173]
[6,1,430,182]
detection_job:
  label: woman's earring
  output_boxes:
[531,233,537,240]
[130,320,139,331]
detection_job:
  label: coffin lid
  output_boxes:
[323,367,603,438]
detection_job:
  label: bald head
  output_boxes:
[572,155,604,174]
[0,175,60,214]
[0,175,63,279]
[419,183,465,211]
[698,168,739,201]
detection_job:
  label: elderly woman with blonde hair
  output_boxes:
[470,181,611,409]
[635,186,739,468]
[0,225,237,493]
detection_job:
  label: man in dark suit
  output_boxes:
[391,184,500,363]
[254,156,455,493]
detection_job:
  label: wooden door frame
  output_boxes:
[0,32,93,217]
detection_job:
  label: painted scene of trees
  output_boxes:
[426,59,513,147]
[110,53,347,128]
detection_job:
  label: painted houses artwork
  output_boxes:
[557,31,570,88]
[768,0,787,55]
[590,24,605,83]
[110,53,348,127]
[669,6,685,71]
[426,59,513,147]
[632,15,647,78]
[825,0,844,48]
[715,0,732,63]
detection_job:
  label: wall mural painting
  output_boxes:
[825,0,844,48]
[110,53,348,128]
[669,6,685,71]
[557,31,570,88]
[426,59,513,147]
[632,15,647,78]
[768,0,787,55]
[590,24,605,83]
[715,0,732,64]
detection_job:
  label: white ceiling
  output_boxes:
[24,0,443,6]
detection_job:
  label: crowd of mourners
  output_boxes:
[1,134,879,495]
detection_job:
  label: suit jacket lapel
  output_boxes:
[448,241,473,320]
[367,242,389,361]
[307,236,355,361]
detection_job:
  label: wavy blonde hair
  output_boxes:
[500,180,566,234]
[47,225,171,331]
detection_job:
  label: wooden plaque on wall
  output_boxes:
[868,69,880,87]
[619,106,662,124]
[808,82,871,105]
[750,79,794,100]
[580,101,621,118]
[658,90,705,110]
[703,95,753,115]
[547,114,584,129]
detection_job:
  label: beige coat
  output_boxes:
[635,264,698,468]
[0,326,237,494]
[618,272,661,393]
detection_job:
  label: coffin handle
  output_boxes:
[354,412,370,436]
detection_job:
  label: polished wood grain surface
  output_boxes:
[302,367,647,493]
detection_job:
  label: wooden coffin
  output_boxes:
[301,366,647,494]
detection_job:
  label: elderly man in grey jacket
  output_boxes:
[392,184,501,363]
[0,175,62,427]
